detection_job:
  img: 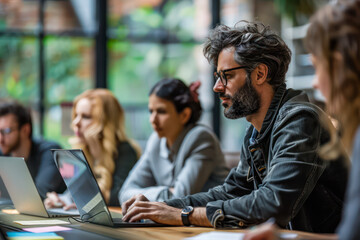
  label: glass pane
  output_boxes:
[44,37,95,147]
[108,0,163,38]
[0,37,38,100]
[44,37,94,104]
[108,42,161,104]
[0,36,40,135]
[108,0,210,41]
[0,0,38,30]
[44,106,71,148]
[44,0,95,33]
[162,0,210,41]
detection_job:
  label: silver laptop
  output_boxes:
[0,156,79,218]
[51,149,167,227]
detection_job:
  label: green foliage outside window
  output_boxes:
[0,37,38,102]
[108,0,201,143]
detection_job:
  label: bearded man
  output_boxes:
[120,21,348,233]
[0,99,66,199]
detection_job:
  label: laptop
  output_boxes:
[0,176,12,205]
[51,149,167,227]
[0,156,79,218]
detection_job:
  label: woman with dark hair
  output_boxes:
[119,78,228,204]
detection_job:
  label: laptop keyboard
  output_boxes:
[48,208,79,217]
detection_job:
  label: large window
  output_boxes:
[0,0,325,152]
[0,0,95,147]
[0,0,213,150]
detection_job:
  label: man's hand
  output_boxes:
[121,194,149,215]
[122,200,182,226]
[121,194,212,227]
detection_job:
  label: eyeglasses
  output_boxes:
[214,66,247,87]
[0,127,17,136]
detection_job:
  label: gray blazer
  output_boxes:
[119,124,229,204]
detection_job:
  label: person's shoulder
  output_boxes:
[115,140,139,164]
[185,124,220,144]
[146,132,161,145]
[32,138,62,152]
[279,92,323,122]
[142,132,162,154]
[117,140,137,155]
[188,124,217,136]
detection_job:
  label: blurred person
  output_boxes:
[244,0,360,239]
[121,21,348,233]
[0,99,66,199]
[45,89,140,208]
[119,78,229,204]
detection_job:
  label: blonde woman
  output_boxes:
[45,89,140,207]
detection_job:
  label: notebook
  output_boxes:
[0,156,79,218]
[51,149,167,227]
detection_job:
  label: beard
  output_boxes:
[0,132,21,155]
[221,77,261,119]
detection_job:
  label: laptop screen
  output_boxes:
[51,149,114,227]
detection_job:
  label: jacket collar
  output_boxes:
[159,123,195,161]
[257,83,287,141]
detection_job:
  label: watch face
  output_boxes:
[182,206,194,214]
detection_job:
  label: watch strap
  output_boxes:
[181,206,194,226]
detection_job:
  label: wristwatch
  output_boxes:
[181,206,194,226]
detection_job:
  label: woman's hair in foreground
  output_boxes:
[149,78,202,125]
[305,0,360,152]
[70,89,140,193]
[203,20,292,89]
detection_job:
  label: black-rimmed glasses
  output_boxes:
[0,127,17,136]
[214,66,247,87]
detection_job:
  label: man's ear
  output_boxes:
[254,63,268,85]
[20,123,31,139]
[180,107,192,125]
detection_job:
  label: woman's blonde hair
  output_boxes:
[69,89,141,198]
[305,0,360,154]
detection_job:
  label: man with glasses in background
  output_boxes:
[0,99,66,200]
[121,21,348,233]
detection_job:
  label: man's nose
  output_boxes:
[213,78,225,93]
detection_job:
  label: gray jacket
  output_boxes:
[119,124,229,204]
[166,84,348,233]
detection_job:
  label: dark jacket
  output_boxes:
[165,84,348,233]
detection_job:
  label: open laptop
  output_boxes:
[0,156,79,218]
[0,176,12,205]
[51,149,167,227]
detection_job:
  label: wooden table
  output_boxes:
[72,223,337,240]
[0,206,337,240]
